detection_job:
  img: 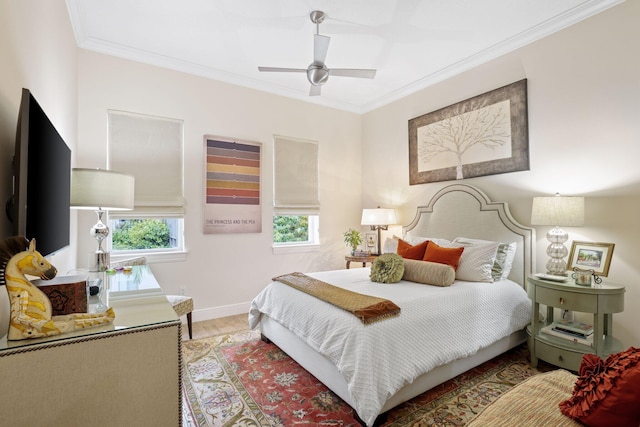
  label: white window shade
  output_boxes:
[108,111,184,217]
[273,135,319,215]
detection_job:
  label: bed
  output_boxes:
[249,184,536,426]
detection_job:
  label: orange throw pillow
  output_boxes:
[396,239,429,260]
[423,241,464,270]
[559,347,640,427]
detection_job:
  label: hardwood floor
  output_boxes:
[181,313,249,340]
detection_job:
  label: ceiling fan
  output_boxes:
[258,10,376,96]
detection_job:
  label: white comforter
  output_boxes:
[248,268,532,426]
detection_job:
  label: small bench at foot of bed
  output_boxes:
[468,369,581,427]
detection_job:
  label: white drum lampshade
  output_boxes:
[531,194,584,275]
[71,168,135,271]
[361,208,397,255]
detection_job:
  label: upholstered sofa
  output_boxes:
[467,369,580,426]
[469,348,640,427]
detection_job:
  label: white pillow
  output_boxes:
[449,237,500,282]
[494,242,517,280]
[403,233,451,247]
[452,237,496,246]
[382,236,399,254]
[451,237,517,281]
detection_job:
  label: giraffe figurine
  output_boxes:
[0,236,115,340]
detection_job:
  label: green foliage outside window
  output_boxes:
[273,215,309,243]
[112,219,171,250]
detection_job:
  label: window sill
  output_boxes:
[272,243,321,255]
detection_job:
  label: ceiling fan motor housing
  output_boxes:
[307,64,329,86]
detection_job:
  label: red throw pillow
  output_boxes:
[422,241,464,270]
[396,239,429,260]
[559,347,640,427]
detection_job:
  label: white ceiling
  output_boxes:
[66,0,622,113]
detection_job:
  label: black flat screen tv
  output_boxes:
[6,88,71,256]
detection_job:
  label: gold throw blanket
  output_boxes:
[273,272,401,324]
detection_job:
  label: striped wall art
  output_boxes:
[204,136,261,234]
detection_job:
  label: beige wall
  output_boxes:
[76,51,363,318]
[0,0,78,274]
[362,0,640,347]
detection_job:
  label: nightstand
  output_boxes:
[527,274,625,371]
[345,255,377,269]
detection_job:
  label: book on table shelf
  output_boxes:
[552,320,594,336]
[541,323,594,346]
[353,250,372,257]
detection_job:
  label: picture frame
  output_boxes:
[408,79,529,185]
[203,135,262,234]
[365,232,377,255]
[567,241,615,277]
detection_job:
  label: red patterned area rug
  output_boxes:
[182,330,553,427]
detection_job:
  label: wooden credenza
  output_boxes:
[0,266,182,427]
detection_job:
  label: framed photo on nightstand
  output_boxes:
[567,241,615,277]
[365,232,377,254]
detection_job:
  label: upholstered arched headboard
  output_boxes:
[403,184,535,287]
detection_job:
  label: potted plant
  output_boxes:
[343,228,363,255]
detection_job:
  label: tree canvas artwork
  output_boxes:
[417,99,511,179]
[409,79,529,185]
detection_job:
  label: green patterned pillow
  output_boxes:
[370,253,405,283]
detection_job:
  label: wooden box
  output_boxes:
[33,275,88,315]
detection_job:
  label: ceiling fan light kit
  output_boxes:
[258,10,376,96]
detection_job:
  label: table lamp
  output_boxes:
[531,193,584,275]
[71,168,135,272]
[361,207,397,255]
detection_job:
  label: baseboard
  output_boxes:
[191,301,251,323]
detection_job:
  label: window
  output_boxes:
[107,111,185,259]
[273,215,319,245]
[273,135,319,247]
[109,215,183,254]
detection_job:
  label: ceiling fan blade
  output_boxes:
[313,34,330,64]
[309,85,321,96]
[258,67,306,73]
[329,68,377,79]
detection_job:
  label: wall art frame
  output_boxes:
[365,232,377,255]
[567,241,615,277]
[408,79,529,185]
[203,135,262,234]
